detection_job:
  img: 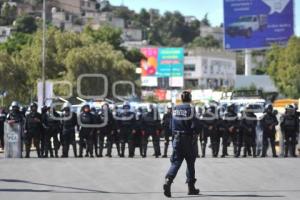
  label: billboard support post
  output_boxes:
[245,49,252,76]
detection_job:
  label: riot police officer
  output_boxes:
[98,104,114,157]
[240,104,257,158]
[201,104,218,157]
[107,105,121,157]
[116,102,136,157]
[164,91,200,197]
[61,103,78,158]
[7,102,24,124]
[222,103,239,158]
[0,107,7,149]
[261,104,278,157]
[194,107,203,158]
[280,105,299,157]
[130,107,143,157]
[40,106,48,157]
[24,103,43,158]
[79,104,95,158]
[141,104,161,158]
[162,104,172,158]
[42,106,61,158]
[215,106,226,158]
[6,102,24,155]
[90,106,101,157]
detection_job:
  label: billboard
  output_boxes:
[224,0,294,50]
[140,47,184,87]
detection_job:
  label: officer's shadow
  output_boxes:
[173,193,285,199]
[0,179,288,198]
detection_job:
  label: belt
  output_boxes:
[173,130,193,137]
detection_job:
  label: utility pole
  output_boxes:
[42,0,46,105]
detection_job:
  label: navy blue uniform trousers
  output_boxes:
[166,134,197,183]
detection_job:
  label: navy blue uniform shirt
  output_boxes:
[171,103,196,134]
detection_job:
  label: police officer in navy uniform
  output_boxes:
[90,107,100,157]
[280,105,299,157]
[201,104,217,157]
[116,102,136,157]
[79,104,95,158]
[61,103,78,158]
[0,107,7,150]
[130,107,143,157]
[24,103,43,158]
[164,91,200,197]
[7,102,24,124]
[240,104,258,157]
[7,102,24,155]
[162,104,173,158]
[99,103,115,157]
[42,105,61,158]
[107,105,121,157]
[216,106,226,157]
[141,104,161,158]
[221,103,239,158]
[261,104,278,157]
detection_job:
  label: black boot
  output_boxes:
[201,143,206,158]
[116,143,121,157]
[73,143,77,158]
[188,182,200,195]
[99,141,104,157]
[163,178,172,198]
[162,143,168,158]
[252,146,256,158]
[261,144,267,157]
[291,145,297,157]
[106,142,112,157]
[120,143,125,157]
[242,147,247,157]
[284,145,289,157]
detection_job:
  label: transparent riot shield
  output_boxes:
[256,121,263,156]
[4,122,22,158]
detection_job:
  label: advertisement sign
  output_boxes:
[157,48,184,77]
[224,0,294,49]
[140,47,184,87]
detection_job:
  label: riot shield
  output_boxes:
[4,122,22,158]
[256,121,263,156]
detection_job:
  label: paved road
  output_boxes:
[0,147,300,200]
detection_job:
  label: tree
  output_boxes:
[0,24,141,104]
[188,35,221,48]
[266,37,300,98]
[83,25,123,49]
[0,32,33,54]
[64,43,136,98]
[201,13,211,26]
[0,51,29,105]
[14,15,38,33]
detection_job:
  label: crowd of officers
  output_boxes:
[0,100,299,158]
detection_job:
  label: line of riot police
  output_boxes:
[1,100,299,158]
[194,103,299,158]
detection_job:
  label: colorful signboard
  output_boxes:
[140,47,184,87]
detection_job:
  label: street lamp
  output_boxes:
[42,0,46,105]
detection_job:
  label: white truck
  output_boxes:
[226,15,268,38]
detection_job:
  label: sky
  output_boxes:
[109,0,300,36]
